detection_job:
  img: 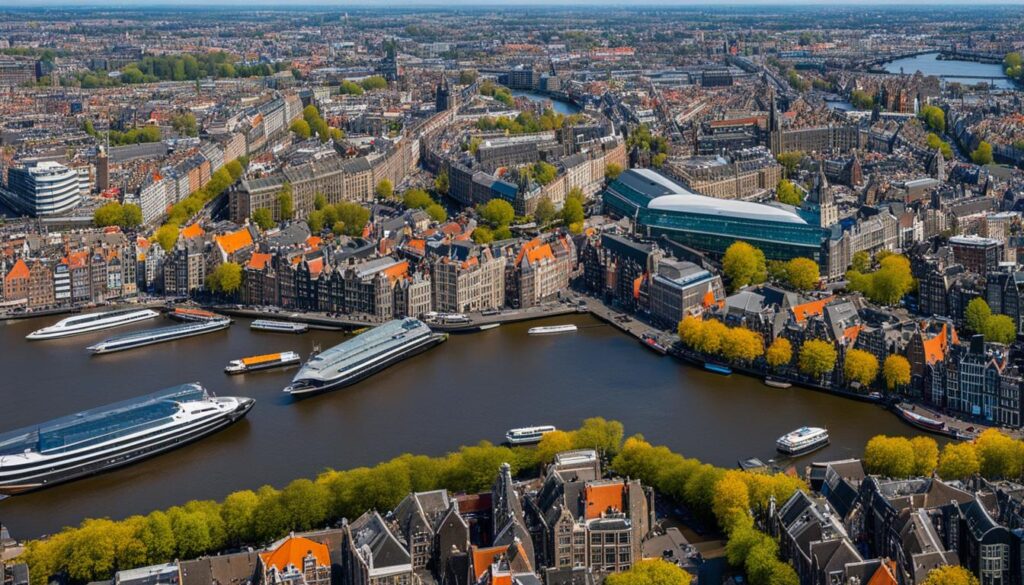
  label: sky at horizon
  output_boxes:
[6,0,1024,7]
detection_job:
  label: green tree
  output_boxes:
[307,210,326,233]
[851,250,871,273]
[375,179,394,200]
[843,348,878,387]
[171,112,198,137]
[882,354,911,392]
[340,80,364,95]
[972,141,994,165]
[472,225,494,243]
[919,105,946,133]
[534,197,557,225]
[93,201,126,228]
[863,435,916,478]
[605,559,693,585]
[911,436,939,476]
[938,442,980,480]
[279,479,329,531]
[277,183,294,221]
[289,119,312,139]
[561,197,585,226]
[155,223,179,252]
[334,202,371,237]
[781,257,819,291]
[776,179,802,206]
[776,151,803,178]
[850,90,874,110]
[846,253,914,305]
[985,314,1016,345]
[605,162,623,181]
[532,161,558,185]
[434,170,449,195]
[252,208,275,230]
[360,75,388,91]
[572,417,624,457]
[403,188,434,209]
[921,566,979,585]
[220,490,259,545]
[766,338,793,370]
[722,241,767,292]
[206,262,243,294]
[798,339,837,380]
[425,203,447,223]
[479,199,515,227]
[966,297,993,334]
[975,428,1023,479]
[225,160,244,182]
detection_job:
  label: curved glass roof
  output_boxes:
[648,194,808,225]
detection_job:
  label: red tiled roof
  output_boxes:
[247,253,272,270]
[584,482,624,520]
[5,258,29,282]
[792,296,835,323]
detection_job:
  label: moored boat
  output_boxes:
[225,351,302,374]
[528,324,578,335]
[704,362,732,375]
[251,319,308,334]
[26,308,160,340]
[505,425,557,445]
[640,334,668,355]
[0,383,254,494]
[776,426,830,456]
[284,318,446,396]
[895,405,946,432]
[478,323,501,331]
[764,377,792,389]
[169,307,221,322]
[87,318,231,354]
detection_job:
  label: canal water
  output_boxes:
[511,90,581,115]
[0,312,930,538]
[883,53,1013,90]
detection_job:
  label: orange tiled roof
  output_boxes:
[843,324,863,344]
[791,296,835,323]
[406,239,426,254]
[260,537,330,573]
[866,561,899,585]
[181,223,205,239]
[307,257,324,276]
[306,236,322,250]
[382,260,409,284]
[584,482,624,520]
[5,258,29,282]
[215,228,254,256]
[247,253,272,270]
[922,323,955,365]
[472,546,506,580]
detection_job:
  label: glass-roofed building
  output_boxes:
[603,169,828,264]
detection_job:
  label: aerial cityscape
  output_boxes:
[2,4,1024,585]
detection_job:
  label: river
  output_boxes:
[883,52,1013,90]
[0,311,930,538]
[511,90,581,115]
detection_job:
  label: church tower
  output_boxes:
[767,85,783,155]
[803,162,838,228]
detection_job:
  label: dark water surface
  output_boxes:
[0,312,926,537]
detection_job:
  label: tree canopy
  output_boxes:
[882,355,910,392]
[843,348,878,387]
[971,141,994,165]
[846,253,914,305]
[93,202,142,229]
[206,262,243,294]
[919,105,945,133]
[478,199,515,228]
[605,560,692,585]
[798,340,837,379]
[722,241,767,292]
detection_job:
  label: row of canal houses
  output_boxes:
[23,451,671,585]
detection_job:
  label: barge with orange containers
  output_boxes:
[225,351,302,375]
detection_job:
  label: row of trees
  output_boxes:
[120,52,289,84]
[84,120,162,147]
[156,158,246,251]
[475,109,585,135]
[93,202,142,229]
[18,418,624,584]
[611,436,804,585]
[864,428,1024,481]
[677,316,765,364]
[291,105,343,144]
[723,241,822,293]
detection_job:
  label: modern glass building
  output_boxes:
[0,160,82,216]
[603,169,827,263]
